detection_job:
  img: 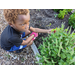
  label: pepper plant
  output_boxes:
[36,24,75,65]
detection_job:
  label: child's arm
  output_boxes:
[29,27,53,34]
[21,34,34,45]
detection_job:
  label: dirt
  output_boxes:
[30,9,74,49]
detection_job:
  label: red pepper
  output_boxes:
[54,30,56,33]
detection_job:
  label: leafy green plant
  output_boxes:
[36,24,75,65]
[58,9,69,19]
[58,9,73,19]
[66,9,73,13]
[54,14,58,18]
[54,9,73,19]
[68,12,75,29]
[36,9,40,12]
[54,9,63,13]
[46,23,51,27]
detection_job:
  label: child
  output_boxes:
[1,9,52,53]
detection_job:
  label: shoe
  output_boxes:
[14,49,23,53]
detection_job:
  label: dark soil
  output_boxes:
[30,9,74,49]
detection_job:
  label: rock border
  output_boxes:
[31,42,40,62]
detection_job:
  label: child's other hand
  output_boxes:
[30,32,38,40]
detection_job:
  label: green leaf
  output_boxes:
[55,38,58,47]
[52,60,56,64]
[70,50,74,56]
[60,53,66,59]
[61,24,65,31]
[58,42,63,57]
[58,62,62,65]
[59,59,64,65]
[70,56,75,64]
[68,26,72,34]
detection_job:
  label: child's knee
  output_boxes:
[25,31,31,36]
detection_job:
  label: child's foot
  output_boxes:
[13,49,23,53]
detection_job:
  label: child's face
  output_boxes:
[13,12,30,32]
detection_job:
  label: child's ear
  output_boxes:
[8,22,13,27]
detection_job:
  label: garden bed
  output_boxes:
[0,9,75,65]
[30,9,75,65]
[30,9,74,51]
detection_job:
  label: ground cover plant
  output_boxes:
[30,9,74,65]
[36,24,75,65]
[58,9,72,19]
[68,12,75,29]
[54,9,63,13]
[54,9,72,19]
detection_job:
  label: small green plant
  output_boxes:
[36,9,40,12]
[54,9,72,19]
[36,24,75,65]
[66,9,73,13]
[58,9,73,19]
[5,54,10,59]
[68,12,75,29]
[58,9,68,19]
[54,9,63,13]
[46,23,51,27]
[54,14,58,18]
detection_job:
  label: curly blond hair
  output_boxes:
[3,9,29,24]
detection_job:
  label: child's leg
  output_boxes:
[6,38,33,52]
[6,39,27,52]
[6,44,27,52]
[25,30,31,36]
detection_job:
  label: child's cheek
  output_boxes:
[25,25,29,29]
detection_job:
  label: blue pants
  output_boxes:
[6,32,27,52]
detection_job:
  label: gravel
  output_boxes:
[0,46,37,65]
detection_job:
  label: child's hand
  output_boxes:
[30,32,38,41]
[47,29,53,34]
[48,29,56,34]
